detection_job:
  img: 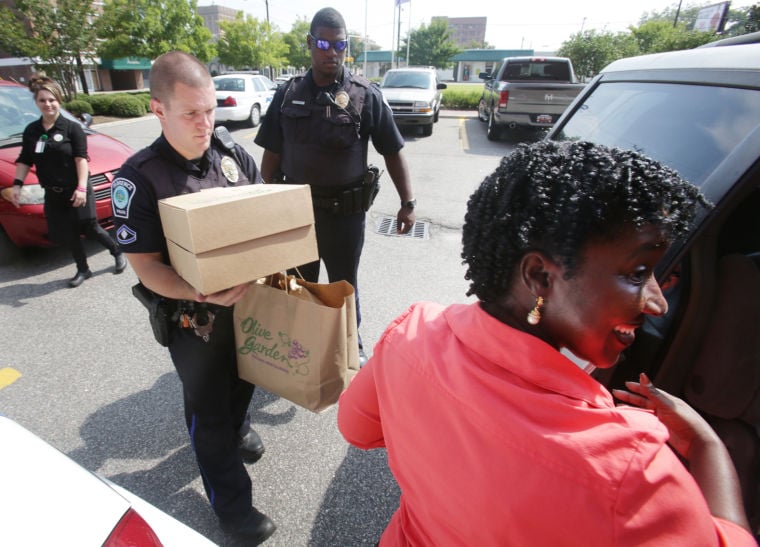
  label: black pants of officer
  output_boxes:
[295,207,365,329]
[44,185,120,272]
[168,307,255,523]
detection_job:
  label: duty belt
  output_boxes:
[280,177,367,215]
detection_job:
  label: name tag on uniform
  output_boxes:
[35,139,46,153]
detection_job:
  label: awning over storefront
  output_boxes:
[99,57,151,70]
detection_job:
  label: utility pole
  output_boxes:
[673,0,683,28]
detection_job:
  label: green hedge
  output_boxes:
[78,92,150,118]
[441,83,482,110]
[109,95,147,117]
[64,99,94,116]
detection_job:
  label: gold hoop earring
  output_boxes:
[527,296,544,325]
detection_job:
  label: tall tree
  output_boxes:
[630,20,715,52]
[399,19,461,68]
[216,14,287,71]
[557,30,637,80]
[282,17,311,71]
[0,0,99,97]
[97,0,214,62]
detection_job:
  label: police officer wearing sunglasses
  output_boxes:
[255,7,416,365]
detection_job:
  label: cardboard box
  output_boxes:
[159,184,318,295]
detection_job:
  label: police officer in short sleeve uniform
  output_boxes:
[255,7,416,364]
[111,51,276,544]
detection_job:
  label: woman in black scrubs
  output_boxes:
[10,75,125,287]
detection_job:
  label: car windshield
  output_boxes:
[500,61,570,81]
[0,85,40,141]
[0,84,91,146]
[214,78,246,93]
[553,81,760,187]
[382,72,433,89]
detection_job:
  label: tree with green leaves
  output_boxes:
[216,14,288,72]
[629,20,715,52]
[557,30,637,81]
[399,18,461,68]
[282,17,311,71]
[0,0,99,97]
[96,0,214,62]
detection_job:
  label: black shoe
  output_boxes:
[69,269,92,288]
[239,426,265,463]
[220,508,276,544]
[114,253,127,274]
[359,347,369,368]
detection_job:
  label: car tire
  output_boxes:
[478,98,488,122]
[0,227,21,266]
[433,108,440,123]
[422,123,433,137]
[486,111,501,141]
[248,105,261,127]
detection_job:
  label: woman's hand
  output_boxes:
[10,186,22,208]
[71,187,87,207]
[612,373,718,460]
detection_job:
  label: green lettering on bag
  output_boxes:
[237,317,311,376]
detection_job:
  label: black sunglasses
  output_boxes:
[309,34,348,52]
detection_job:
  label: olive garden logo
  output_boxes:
[237,317,310,375]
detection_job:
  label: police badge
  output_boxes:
[334,90,350,109]
[221,156,239,183]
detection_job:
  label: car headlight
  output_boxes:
[413,101,433,113]
[0,184,46,205]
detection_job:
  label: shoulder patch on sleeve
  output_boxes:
[112,177,136,219]
[115,225,138,245]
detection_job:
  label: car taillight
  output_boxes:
[104,508,163,547]
[498,90,509,109]
[222,96,237,107]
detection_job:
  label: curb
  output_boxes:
[440,110,477,119]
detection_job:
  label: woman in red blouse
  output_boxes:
[338,141,753,546]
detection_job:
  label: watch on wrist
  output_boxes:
[402,198,417,210]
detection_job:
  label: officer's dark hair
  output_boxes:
[310,7,346,34]
[149,51,212,106]
[461,140,709,303]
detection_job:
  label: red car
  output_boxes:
[0,80,133,264]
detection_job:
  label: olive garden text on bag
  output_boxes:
[233,273,360,412]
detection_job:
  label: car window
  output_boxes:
[215,78,245,92]
[0,85,39,140]
[554,81,760,187]
[501,61,569,81]
[382,72,433,89]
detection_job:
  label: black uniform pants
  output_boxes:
[168,307,255,522]
[293,207,365,330]
[44,186,120,272]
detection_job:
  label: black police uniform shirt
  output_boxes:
[17,114,87,192]
[255,66,404,186]
[111,135,262,261]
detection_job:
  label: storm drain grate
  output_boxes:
[375,216,429,239]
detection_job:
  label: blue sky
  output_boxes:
[198,0,755,51]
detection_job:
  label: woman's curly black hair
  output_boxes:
[462,140,709,302]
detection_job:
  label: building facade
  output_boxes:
[432,16,487,48]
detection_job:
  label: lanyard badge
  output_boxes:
[35,134,49,153]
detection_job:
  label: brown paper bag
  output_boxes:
[233,273,360,412]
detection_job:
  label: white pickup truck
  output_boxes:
[477,56,585,140]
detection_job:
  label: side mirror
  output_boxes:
[79,112,93,127]
[478,72,492,80]
[437,83,448,90]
